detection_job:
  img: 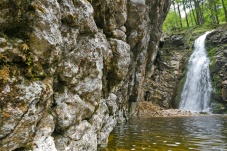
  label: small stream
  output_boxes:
[102,115,227,151]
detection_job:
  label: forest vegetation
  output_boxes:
[163,0,227,31]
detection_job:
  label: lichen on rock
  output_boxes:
[0,0,171,150]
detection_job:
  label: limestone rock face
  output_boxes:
[143,33,189,108]
[206,27,227,113]
[0,0,171,150]
[0,77,53,150]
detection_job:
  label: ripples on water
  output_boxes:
[101,115,227,151]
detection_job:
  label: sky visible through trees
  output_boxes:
[163,0,227,31]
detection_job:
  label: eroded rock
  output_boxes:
[0,77,53,150]
[0,0,171,150]
[206,27,227,113]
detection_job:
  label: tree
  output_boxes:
[208,0,216,24]
[193,0,205,25]
[182,0,190,27]
[172,0,179,27]
[176,0,183,27]
[221,0,227,22]
[189,0,198,25]
[163,10,180,30]
[163,0,226,31]
[213,0,220,24]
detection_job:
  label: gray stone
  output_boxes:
[0,0,171,150]
[54,88,95,129]
[0,38,7,47]
[33,114,56,151]
[0,78,53,150]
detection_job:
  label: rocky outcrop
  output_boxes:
[206,25,227,113]
[143,35,186,108]
[0,0,170,150]
[143,30,194,109]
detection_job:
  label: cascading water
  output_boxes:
[179,31,213,112]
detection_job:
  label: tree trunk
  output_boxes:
[189,0,198,25]
[213,0,219,24]
[172,0,179,27]
[194,0,204,25]
[198,0,205,24]
[189,8,194,26]
[177,2,183,27]
[221,0,227,22]
[183,0,189,27]
[208,0,215,24]
[193,0,201,25]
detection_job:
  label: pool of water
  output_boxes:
[102,115,227,151]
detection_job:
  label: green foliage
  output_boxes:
[212,74,221,90]
[163,10,180,31]
[207,47,217,70]
[163,0,227,31]
[211,102,226,113]
[175,75,186,108]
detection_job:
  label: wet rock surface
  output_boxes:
[206,25,227,113]
[0,0,171,150]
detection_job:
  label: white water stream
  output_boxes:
[179,31,213,112]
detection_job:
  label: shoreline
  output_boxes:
[136,101,225,118]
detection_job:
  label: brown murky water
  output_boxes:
[102,115,227,151]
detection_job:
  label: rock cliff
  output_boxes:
[0,0,170,150]
[143,28,203,109]
[143,32,188,109]
[206,25,227,113]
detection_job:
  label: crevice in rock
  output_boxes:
[159,41,164,49]
[2,0,34,40]
[12,147,27,151]
[0,101,31,141]
[51,127,65,138]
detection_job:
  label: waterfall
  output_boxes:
[179,31,213,112]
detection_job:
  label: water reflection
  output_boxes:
[102,115,227,151]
